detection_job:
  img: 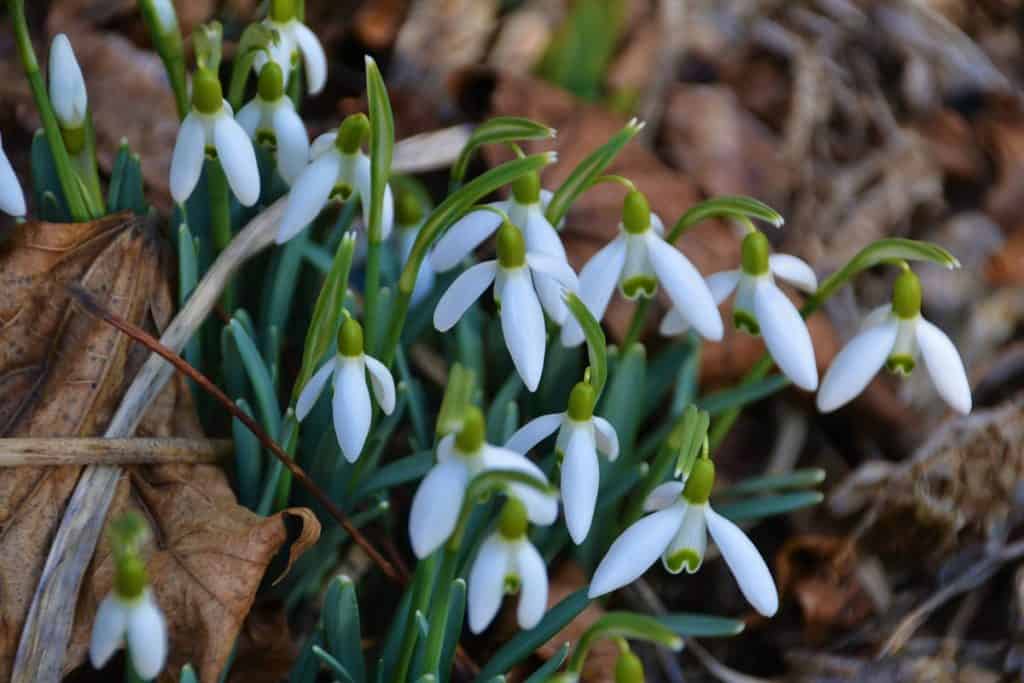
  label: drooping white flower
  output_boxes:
[433,219,578,391]
[409,407,558,559]
[252,0,327,95]
[431,171,573,323]
[561,190,724,347]
[0,133,26,217]
[90,589,168,678]
[589,457,779,618]
[236,61,309,184]
[170,69,260,206]
[505,381,618,544]
[295,316,396,462]
[275,114,394,244]
[392,186,435,304]
[666,231,819,391]
[48,34,88,131]
[468,497,549,633]
[817,268,971,414]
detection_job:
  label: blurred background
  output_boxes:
[3,1,1024,680]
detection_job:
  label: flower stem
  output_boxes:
[138,0,188,119]
[392,554,439,683]
[421,545,460,678]
[363,238,382,352]
[206,158,235,311]
[621,297,652,349]
[8,0,91,220]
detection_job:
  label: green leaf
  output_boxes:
[232,398,262,509]
[716,491,825,522]
[179,664,199,683]
[487,373,523,443]
[523,642,570,683]
[30,130,69,222]
[544,119,643,227]
[719,468,826,498]
[289,632,322,683]
[697,375,789,416]
[291,232,356,405]
[656,613,746,638]
[365,56,394,245]
[263,233,308,362]
[312,645,356,683]
[564,292,608,397]
[599,343,646,456]
[568,612,682,672]
[107,141,146,215]
[229,317,282,438]
[438,578,466,683]
[537,0,626,100]
[450,117,555,185]
[226,23,279,109]
[668,196,784,242]
[356,451,433,500]
[474,589,589,682]
[177,222,201,371]
[323,575,365,683]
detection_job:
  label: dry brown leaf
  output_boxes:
[0,215,319,682]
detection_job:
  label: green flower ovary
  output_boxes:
[337,317,364,357]
[335,113,370,155]
[892,269,922,319]
[191,69,223,115]
[740,231,770,276]
[498,497,528,540]
[496,220,526,268]
[682,457,715,504]
[622,190,650,234]
[615,650,645,683]
[512,171,541,205]
[455,406,486,453]
[114,554,148,601]
[257,61,285,101]
[566,381,596,421]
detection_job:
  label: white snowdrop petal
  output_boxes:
[816,319,899,412]
[706,270,741,302]
[659,308,689,336]
[276,150,341,243]
[663,504,706,574]
[292,21,328,94]
[214,114,261,206]
[430,209,504,272]
[126,594,168,679]
[381,182,395,239]
[0,136,26,216]
[235,99,262,139]
[333,359,372,462]
[916,318,972,414]
[705,506,779,617]
[644,233,724,342]
[588,504,687,598]
[89,594,127,669]
[49,34,87,127]
[861,303,894,331]
[561,236,628,347]
[523,207,571,323]
[504,413,563,454]
[435,433,457,463]
[769,254,818,293]
[295,358,336,421]
[352,152,374,225]
[592,417,619,461]
[499,270,547,392]
[310,131,337,158]
[514,541,549,629]
[643,481,684,511]
[562,427,600,544]
[481,446,558,526]
[522,206,566,260]
[433,260,497,331]
[526,252,579,291]
[754,279,818,391]
[409,460,469,558]
[169,113,207,204]
[363,355,397,414]
[272,102,310,184]
[468,535,511,633]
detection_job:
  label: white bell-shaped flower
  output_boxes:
[589,457,779,618]
[468,498,549,633]
[433,220,578,391]
[0,133,26,217]
[667,231,819,391]
[275,114,394,244]
[392,186,435,304]
[236,62,309,184]
[48,34,88,131]
[295,316,396,462]
[817,268,971,414]
[409,407,558,559]
[252,0,327,95]
[431,171,573,323]
[505,381,618,544]
[170,69,260,206]
[561,190,723,347]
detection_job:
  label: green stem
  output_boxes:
[287,60,302,108]
[421,546,460,678]
[138,0,187,119]
[621,298,651,350]
[271,414,298,510]
[363,238,382,353]
[74,116,105,213]
[9,0,91,220]
[392,554,438,683]
[207,158,236,311]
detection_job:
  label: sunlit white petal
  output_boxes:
[169,113,206,204]
[514,540,548,629]
[333,358,371,462]
[409,460,469,558]
[588,503,686,598]
[126,593,168,679]
[916,318,972,414]
[705,505,778,617]
[499,269,547,391]
[430,208,504,272]
[468,535,511,633]
[277,149,341,243]
[0,135,26,216]
[272,103,310,183]
[816,318,899,412]
[89,595,128,669]
[295,357,336,420]
[592,416,619,461]
[293,22,328,94]
[663,504,706,574]
[235,99,261,138]
[310,131,337,158]
[505,413,562,454]
[49,34,87,127]
[481,446,558,526]
[644,233,724,341]
[561,236,628,347]
[523,206,571,323]
[643,481,684,511]
[562,427,599,544]
[754,279,818,391]
[364,355,396,414]
[214,114,261,206]
[526,252,578,291]
[433,260,497,331]
[769,254,818,293]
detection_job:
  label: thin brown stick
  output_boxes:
[0,438,230,466]
[68,283,405,585]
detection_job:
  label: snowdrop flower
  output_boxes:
[433,219,578,391]
[392,186,435,304]
[276,113,394,243]
[409,407,558,558]
[0,134,26,217]
[295,316,396,462]
[667,230,819,391]
[468,497,549,633]
[48,34,88,151]
[170,69,260,206]
[505,381,619,544]
[561,191,723,347]
[431,171,573,323]
[236,62,309,184]
[253,0,327,95]
[589,457,779,618]
[90,515,167,679]
[817,268,971,414]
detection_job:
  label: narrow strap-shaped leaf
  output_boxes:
[450,116,555,185]
[668,195,783,242]
[232,398,262,509]
[565,292,608,397]
[656,612,745,638]
[229,316,282,438]
[311,645,356,683]
[697,375,789,416]
[365,56,394,245]
[719,468,826,498]
[355,450,433,500]
[567,612,682,672]
[716,491,824,522]
[523,642,570,683]
[323,575,365,683]
[437,578,467,683]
